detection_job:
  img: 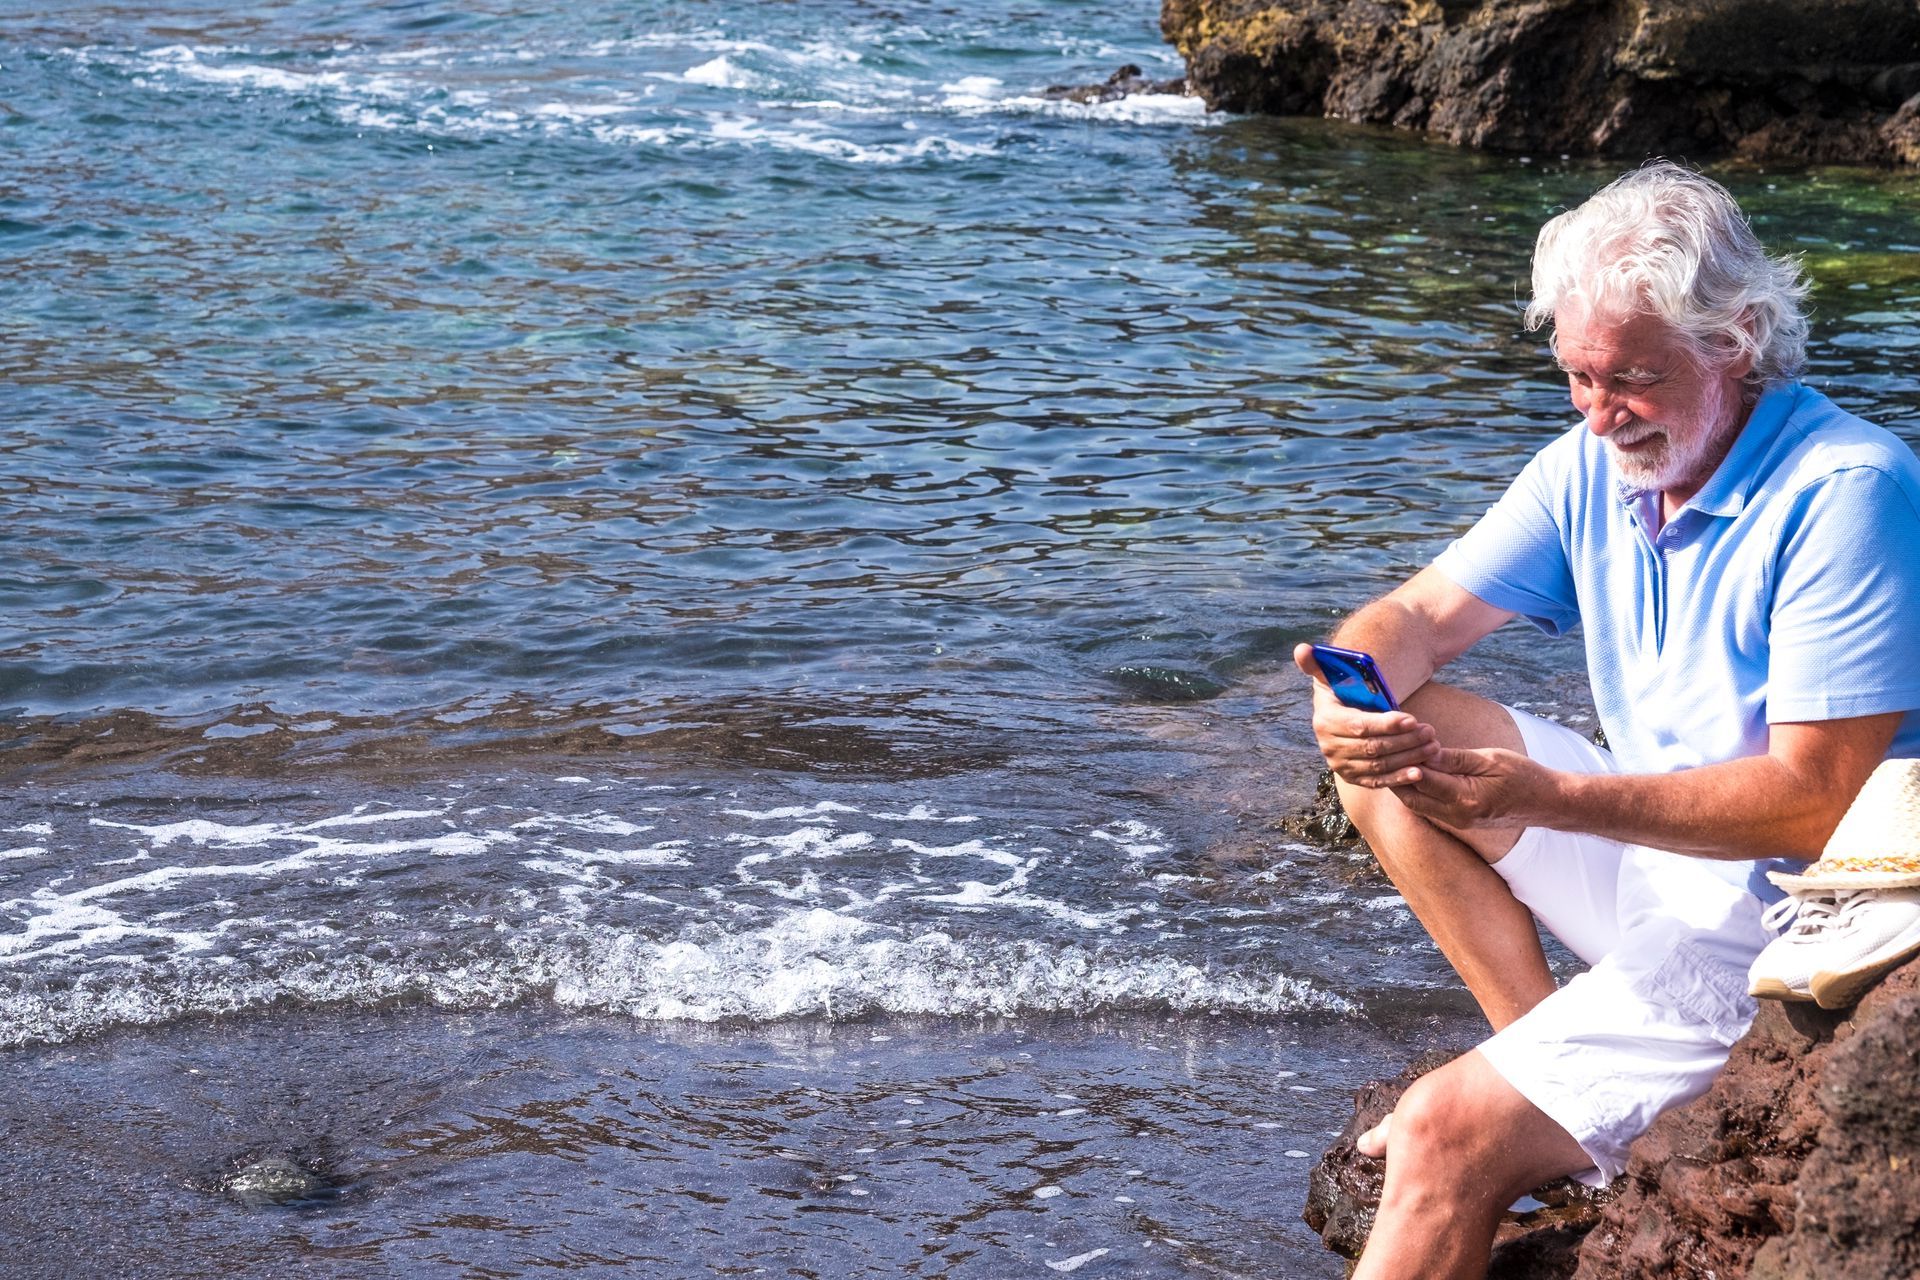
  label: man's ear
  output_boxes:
[1721,310,1759,382]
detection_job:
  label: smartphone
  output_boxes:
[1308,643,1399,713]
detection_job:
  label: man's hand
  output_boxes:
[1295,643,1438,788]
[1393,746,1557,830]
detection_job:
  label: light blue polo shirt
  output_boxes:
[1434,381,1920,897]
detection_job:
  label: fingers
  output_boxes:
[1333,741,1440,787]
[1427,745,1492,775]
[1315,716,1438,787]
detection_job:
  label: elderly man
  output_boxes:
[1294,162,1920,1280]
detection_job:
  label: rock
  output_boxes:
[1305,1049,1620,1277]
[1279,767,1368,848]
[1160,0,1920,165]
[1576,956,1920,1279]
[1101,663,1229,702]
[1312,958,1920,1275]
[221,1154,333,1208]
[1041,63,1189,104]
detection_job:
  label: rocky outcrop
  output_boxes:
[1161,0,1920,164]
[1576,956,1920,1279]
[1308,957,1920,1276]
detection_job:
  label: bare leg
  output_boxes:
[1352,1050,1593,1280]
[1338,682,1557,1033]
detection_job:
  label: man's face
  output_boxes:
[1553,303,1753,498]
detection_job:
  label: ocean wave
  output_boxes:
[63,32,1211,166]
[0,906,1353,1049]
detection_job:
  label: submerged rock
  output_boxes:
[1161,0,1920,165]
[221,1154,333,1208]
[1102,663,1229,702]
[1312,957,1920,1276]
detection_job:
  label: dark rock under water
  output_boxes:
[1162,0,1920,165]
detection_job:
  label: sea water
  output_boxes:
[4,1,1919,1274]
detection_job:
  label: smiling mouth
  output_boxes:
[1610,430,1664,452]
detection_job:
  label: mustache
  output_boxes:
[1608,424,1665,449]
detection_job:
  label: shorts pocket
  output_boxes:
[1634,936,1758,1048]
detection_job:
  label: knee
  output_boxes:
[1390,1072,1471,1166]
[1385,1066,1557,1212]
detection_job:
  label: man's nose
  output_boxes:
[1583,387,1632,435]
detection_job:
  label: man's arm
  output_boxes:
[1294,567,1515,787]
[1395,712,1902,860]
[1324,566,1515,703]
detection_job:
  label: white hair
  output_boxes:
[1525,161,1810,389]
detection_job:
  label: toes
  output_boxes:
[1356,1113,1392,1159]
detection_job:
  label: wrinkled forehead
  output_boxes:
[1550,301,1692,369]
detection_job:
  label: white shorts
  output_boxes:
[1474,708,1769,1184]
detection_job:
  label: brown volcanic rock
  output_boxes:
[1161,0,1920,164]
[1312,959,1920,1275]
[1575,958,1920,1277]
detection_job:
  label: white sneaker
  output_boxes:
[1747,891,1838,1001]
[1808,887,1920,1010]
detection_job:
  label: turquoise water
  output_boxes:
[5,2,1920,1275]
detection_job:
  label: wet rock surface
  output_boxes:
[219,1153,338,1209]
[1279,767,1367,849]
[1041,62,1189,104]
[1312,960,1920,1276]
[1161,0,1920,165]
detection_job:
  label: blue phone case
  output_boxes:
[1309,644,1399,713]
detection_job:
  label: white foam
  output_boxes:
[6,824,50,836]
[1047,1250,1110,1273]
[680,56,762,89]
[940,75,1003,95]
[92,818,287,847]
[541,842,691,867]
[302,807,448,830]
[724,801,862,821]
[510,813,654,837]
[706,115,993,164]
[865,805,978,823]
[1091,820,1168,860]
[890,837,1023,868]
[529,101,632,121]
[914,866,1135,932]
[0,847,45,861]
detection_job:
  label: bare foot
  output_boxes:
[1357,1112,1392,1159]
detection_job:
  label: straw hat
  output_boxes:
[1769,758,1920,893]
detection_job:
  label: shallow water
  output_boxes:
[4,1006,1484,1278]
[4,0,1920,1273]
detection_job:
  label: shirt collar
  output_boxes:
[1613,381,1801,518]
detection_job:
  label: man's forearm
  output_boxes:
[1549,756,1844,860]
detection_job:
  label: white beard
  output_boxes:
[1606,393,1745,494]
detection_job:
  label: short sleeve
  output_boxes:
[1432,448,1580,636]
[1767,464,1920,723]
